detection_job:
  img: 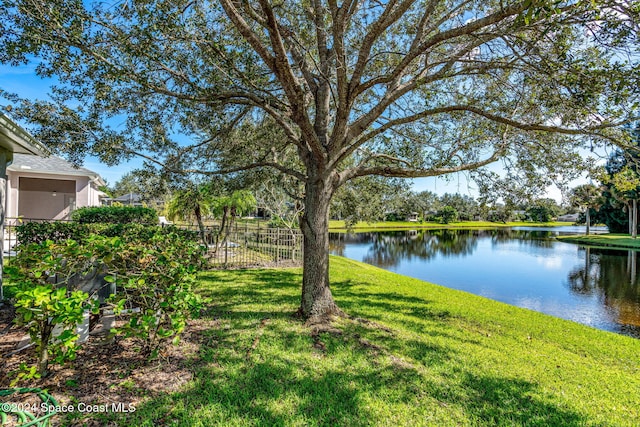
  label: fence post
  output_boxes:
[224,235,228,267]
[276,228,279,265]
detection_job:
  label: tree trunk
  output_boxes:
[585,208,590,236]
[194,205,207,245]
[218,206,229,243]
[633,199,638,239]
[37,321,53,377]
[220,207,237,247]
[298,176,342,323]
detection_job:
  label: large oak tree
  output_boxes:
[1,0,638,322]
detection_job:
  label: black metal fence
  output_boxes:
[2,218,304,269]
[196,222,303,268]
[3,217,56,258]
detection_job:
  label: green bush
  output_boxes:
[7,233,206,377]
[526,205,555,222]
[101,223,199,243]
[12,286,90,382]
[104,232,206,357]
[16,221,91,245]
[437,206,459,224]
[5,239,102,380]
[71,206,158,224]
[17,222,199,246]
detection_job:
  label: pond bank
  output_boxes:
[558,233,640,250]
[331,227,635,337]
[329,220,570,233]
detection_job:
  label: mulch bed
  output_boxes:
[0,302,212,426]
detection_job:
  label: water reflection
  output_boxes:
[566,247,640,331]
[362,229,479,267]
[330,229,559,267]
[329,228,640,338]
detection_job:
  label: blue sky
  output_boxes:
[0,62,570,200]
[1,62,144,185]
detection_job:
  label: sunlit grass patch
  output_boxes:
[102,257,639,426]
[558,233,640,250]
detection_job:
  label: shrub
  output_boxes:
[488,207,512,223]
[16,221,91,245]
[71,206,158,224]
[104,232,206,357]
[102,223,199,243]
[13,286,90,381]
[526,205,554,222]
[17,222,199,246]
[8,233,206,376]
[6,239,101,379]
[437,206,458,224]
[268,216,292,229]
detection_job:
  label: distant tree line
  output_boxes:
[109,168,574,227]
[589,123,640,236]
[330,181,566,224]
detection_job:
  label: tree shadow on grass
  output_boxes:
[332,280,484,345]
[199,268,302,288]
[155,270,590,426]
[107,347,587,427]
[438,373,588,427]
[338,289,451,320]
[198,269,302,316]
[199,269,301,295]
[111,359,373,426]
[331,279,452,319]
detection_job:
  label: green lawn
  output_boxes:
[558,233,640,250]
[329,220,570,232]
[106,256,639,427]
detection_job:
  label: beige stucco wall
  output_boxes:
[6,172,101,220]
[17,190,75,220]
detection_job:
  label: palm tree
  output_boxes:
[210,190,257,247]
[166,184,214,244]
[570,184,604,236]
[611,167,640,238]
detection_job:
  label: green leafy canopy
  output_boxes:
[0,0,637,182]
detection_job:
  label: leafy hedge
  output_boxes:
[10,212,205,378]
[17,222,199,246]
[99,223,199,243]
[16,221,90,245]
[7,231,206,379]
[71,206,158,224]
[105,232,207,356]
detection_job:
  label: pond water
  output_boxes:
[329,227,640,338]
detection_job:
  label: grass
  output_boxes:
[558,233,640,250]
[104,256,639,427]
[329,220,570,232]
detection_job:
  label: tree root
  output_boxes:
[296,302,347,326]
[348,316,395,334]
[298,307,398,357]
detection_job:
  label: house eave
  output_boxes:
[7,167,103,183]
[0,112,48,156]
